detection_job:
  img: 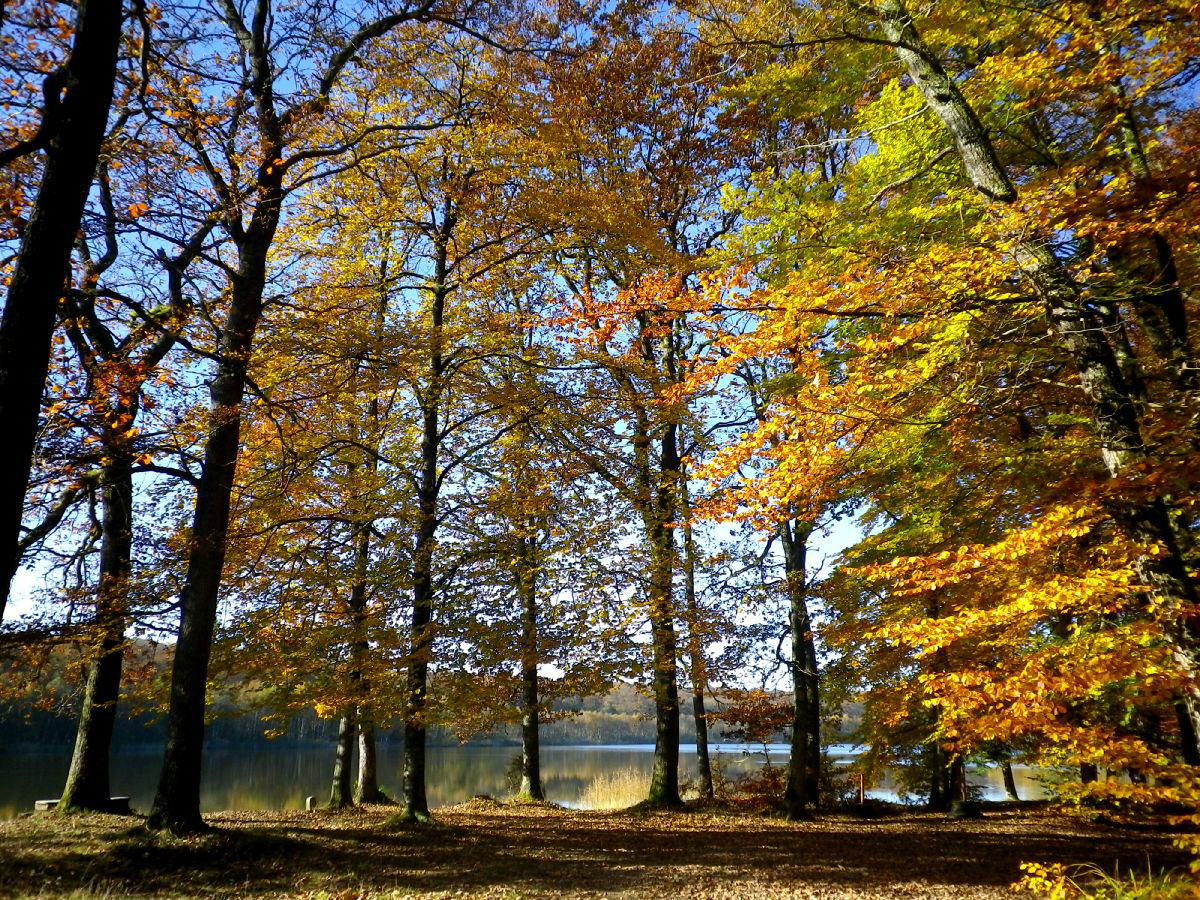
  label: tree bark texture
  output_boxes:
[330,710,356,808]
[59,451,132,811]
[0,0,123,619]
[401,216,452,823]
[678,472,713,801]
[357,720,384,802]
[781,520,820,817]
[148,196,282,833]
[518,534,543,801]
[643,417,681,807]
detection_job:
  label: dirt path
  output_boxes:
[0,800,1188,899]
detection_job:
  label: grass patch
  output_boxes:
[577,766,649,810]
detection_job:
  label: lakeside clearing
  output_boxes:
[0,799,1188,900]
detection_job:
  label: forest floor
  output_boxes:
[0,797,1191,900]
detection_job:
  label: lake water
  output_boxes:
[0,742,1048,819]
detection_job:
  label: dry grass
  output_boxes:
[0,800,1190,900]
[578,766,651,810]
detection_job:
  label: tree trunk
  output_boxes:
[59,451,132,812]
[644,417,681,808]
[329,710,356,808]
[517,534,544,801]
[401,408,437,822]
[645,533,680,807]
[401,225,451,823]
[781,519,819,817]
[879,0,1200,763]
[1177,701,1200,766]
[346,493,380,803]
[357,720,384,803]
[949,755,968,802]
[802,634,821,806]
[0,0,123,619]
[678,471,713,801]
[928,739,951,811]
[148,203,281,834]
[1002,761,1020,802]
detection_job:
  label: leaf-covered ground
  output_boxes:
[0,799,1189,900]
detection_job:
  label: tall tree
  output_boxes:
[145,0,478,833]
[57,180,214,811]
[0,0,124,618]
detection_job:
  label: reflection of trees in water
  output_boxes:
[0,747,1048,818]
[865,764,1048,803]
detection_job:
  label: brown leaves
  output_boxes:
[0,803,1187,900]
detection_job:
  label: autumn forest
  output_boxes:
[1,0,1199,898]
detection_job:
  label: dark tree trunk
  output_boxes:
[1002,761,1020,801]
[517,534,543,801]
[401,222,452,823]
[59,451,132,811]
[1177,701,1200,766]
[346,498,381,803]
[781,520,819,817]
[329,710,356,808]
[802,635,820,806]
[928,739,951,811]
[949,755,968,802]
[333,519,369,811]
[1080,763,1099,783]
[644,418,680,808]
[402,554,433,821]
[0,0,123,619]
[879,0,1200,763]
[646,533,680,807]
[678,472,712,801]
[148,197,281,834]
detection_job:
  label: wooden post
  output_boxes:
[857,773,865,804]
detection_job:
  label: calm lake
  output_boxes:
[0,743,1048,819]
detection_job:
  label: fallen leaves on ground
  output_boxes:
[0,800,1189,900]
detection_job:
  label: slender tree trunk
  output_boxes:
[351,285,386,805]
[148,200,281,833]
[402,415,437,822]
[346,493,381,803]
[1002,761,1020,802]
[645,517,681,806]
[677,472,712,801]
[59,451,132,811]
[329,710,356,808]
[401,225,451,823]
[0,0,123,619]
[781,520,819,817]
[517,534,544,801]
[802,631,820,806]
[644,418,681,807]
[401,589,430,822]
[879,0,1200,762]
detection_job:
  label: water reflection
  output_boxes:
[0,743,1048,819]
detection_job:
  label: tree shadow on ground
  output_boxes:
[0,804,1188,899]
